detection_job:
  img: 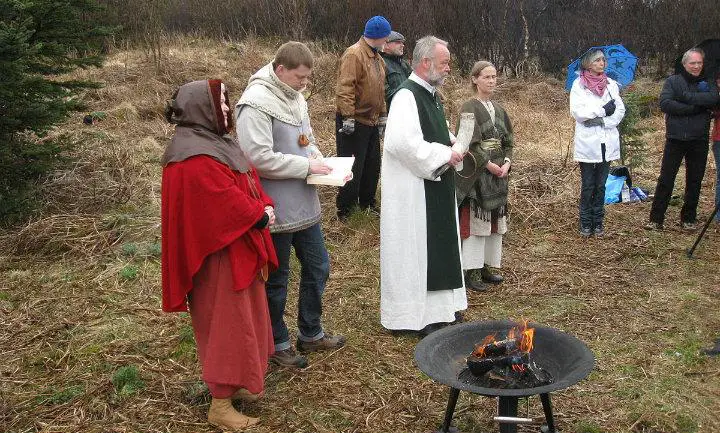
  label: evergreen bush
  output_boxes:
[619,90,654,176]
[0,0,112,224]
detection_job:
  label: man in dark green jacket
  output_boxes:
[381,31,412,108]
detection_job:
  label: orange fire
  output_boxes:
[471,321,535,358]
[508,320,535,353]
[472,333,498,357]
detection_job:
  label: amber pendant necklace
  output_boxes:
[298,133,309,147]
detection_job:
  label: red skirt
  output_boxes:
[189,247,273,398]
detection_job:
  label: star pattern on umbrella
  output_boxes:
[565,45,638,91]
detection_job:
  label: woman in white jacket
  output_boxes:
[570,49,626,237]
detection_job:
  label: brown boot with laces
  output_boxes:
[296,333,346,353]
[269,347,308,368]
[207,397,259,431]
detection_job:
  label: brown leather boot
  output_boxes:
[232,388,263,403]
[208,398,260,431]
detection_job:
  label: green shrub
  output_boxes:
[42,385,85,405]
[111,365,144,396]
[574,420,603,433]
[120,265,138,280]
[619,90,654,176]
[146,241,161,257]
[0,0,112,225]
[121,243,138,256]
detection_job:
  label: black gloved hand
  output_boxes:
[603,99,616,117]
[583,117,604,128]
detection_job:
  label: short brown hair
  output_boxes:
[273,41,313,71]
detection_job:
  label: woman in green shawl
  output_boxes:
[456,61,513,292]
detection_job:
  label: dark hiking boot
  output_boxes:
[682,221,698,231]
[480,266,504,284]
[594,223,605,237]
[269,347,308,368]
[418,322,447,337]
[297,333,346,353]
[644,221,663,231]
[453,311,465,324]
[464,269,487,292]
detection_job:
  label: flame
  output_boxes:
[471,321,535,358]
[520,327,535,353]
[472,333,497,357]
[513,320,535,354]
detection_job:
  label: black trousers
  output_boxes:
[649,138,709,224]
[335,113,381,217]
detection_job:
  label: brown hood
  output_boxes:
[162,80,249,172]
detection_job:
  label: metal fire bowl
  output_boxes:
[414,320,595,397]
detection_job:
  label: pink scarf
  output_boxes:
[580,70,608,97]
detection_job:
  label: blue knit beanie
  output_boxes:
[363,16,391,39]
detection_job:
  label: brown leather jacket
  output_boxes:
[335,37,387,126]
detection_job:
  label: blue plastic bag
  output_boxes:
[605,174,626,204]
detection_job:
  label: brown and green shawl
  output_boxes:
[455,99,514,219]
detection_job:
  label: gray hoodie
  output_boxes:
[235,63,322,233]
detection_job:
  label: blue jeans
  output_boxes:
[266,223,330,351]
[578,144,609,230]
[713,141,720,221]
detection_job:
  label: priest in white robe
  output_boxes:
[380,36,466,335]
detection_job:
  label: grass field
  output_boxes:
[1,37,719,433]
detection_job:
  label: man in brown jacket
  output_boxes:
[335,15,391,220]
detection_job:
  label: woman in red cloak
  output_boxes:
[161,79,277,431]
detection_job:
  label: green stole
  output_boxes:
[400,80,463,291]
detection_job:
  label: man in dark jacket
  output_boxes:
[381,31,412,108]
[645,48,720,230]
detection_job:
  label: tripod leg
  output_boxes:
[435,387,460,433]
[687,202,720,258]
[540,393,556,433]
[498,397,519,433]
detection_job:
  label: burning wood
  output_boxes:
[472,338,519,358]
[467,353,528,376]
[461,321,553,389]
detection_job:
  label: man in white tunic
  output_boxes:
[380,36,466,335]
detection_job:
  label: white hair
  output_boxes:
[411,36,448,69]
[681,48,704,64]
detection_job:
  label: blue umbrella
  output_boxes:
[565,44,638,91]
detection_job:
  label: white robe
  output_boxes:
[379,74,468,331]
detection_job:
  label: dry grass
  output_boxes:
[1,36,719,433]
